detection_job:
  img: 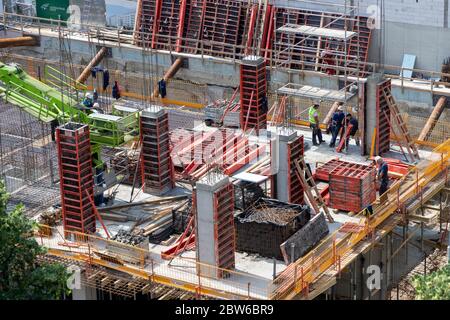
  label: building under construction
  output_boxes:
[0,0,450,300]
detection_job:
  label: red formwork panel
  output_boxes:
[287,135,304,205]
[240,56,267,134]
[315,158,342,182]
[377,79,392,155]
[140,109,174,194]
[56,123,95,234]
[213,183,235,278]
[134,1,372,76]
[328,162,376,212]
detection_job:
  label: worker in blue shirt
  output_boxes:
[375,156,389,201]
[82,92,94,109]
[329,104,345,148]
[341,113,359,151]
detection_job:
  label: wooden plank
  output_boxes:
[97,195,187,212]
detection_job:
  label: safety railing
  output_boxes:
[35,224,269,299]
[269,138,450,299]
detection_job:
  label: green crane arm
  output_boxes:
[0,61,88,124]
[0,62,139,148]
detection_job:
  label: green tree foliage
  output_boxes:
[0,181,70,300]
[412,265,450,300]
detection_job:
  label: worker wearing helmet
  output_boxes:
[82,92,94,109]
[375,156,389,202]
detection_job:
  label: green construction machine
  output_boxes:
[0,61,140,167]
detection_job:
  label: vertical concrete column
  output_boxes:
[271,128,304,204]
[56,122,95,235]
[364,73,384,155]
[140,106,174,195]
[240,55,267,134]
[195,171,235,279]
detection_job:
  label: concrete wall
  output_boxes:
[275,0,448,27]
[370,21,450,71]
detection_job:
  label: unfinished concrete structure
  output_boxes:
[0,0,449,301]
[140,106,174,195]
[195,171,235,279]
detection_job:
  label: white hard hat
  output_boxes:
[93,103,99,108]
[85,92,92,99]
[374,156,382,163]
[337,105,345,111]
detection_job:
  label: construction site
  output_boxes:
[1,0,450,301]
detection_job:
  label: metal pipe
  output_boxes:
[76,47,108,84]
[418,96,447,142]
[0,36,38,48]
[152,57,184,98]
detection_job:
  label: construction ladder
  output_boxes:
[382,87,420,163]
[294,158,334,223]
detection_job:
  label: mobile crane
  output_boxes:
[0,61,142,204]
[0,61,140,167]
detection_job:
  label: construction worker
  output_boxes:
[309,102,325,146]
[375,156,389,202]
[82,92,94,109]
[94,163,108,207]
[329,104,345,148]
[341,113,359,151]
[93,89,99,103]
[112,81,121,100]
[92,102,102,113]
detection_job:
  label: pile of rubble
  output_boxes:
[112,229,148,246]
[38,205,62,226]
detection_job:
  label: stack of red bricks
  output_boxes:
[328,162,376,213]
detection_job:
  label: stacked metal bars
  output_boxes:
[328,162,376,212]
[56,123,96,234]
[287,135,305,205]
[212,183,235,278]
[376,79,391,155]
[140,108,174,195]
[240,56,267,133]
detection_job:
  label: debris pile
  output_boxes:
[38,205,62,226]
[110,150,141,186]
[236,198,311,259]
[112,229,148,246]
